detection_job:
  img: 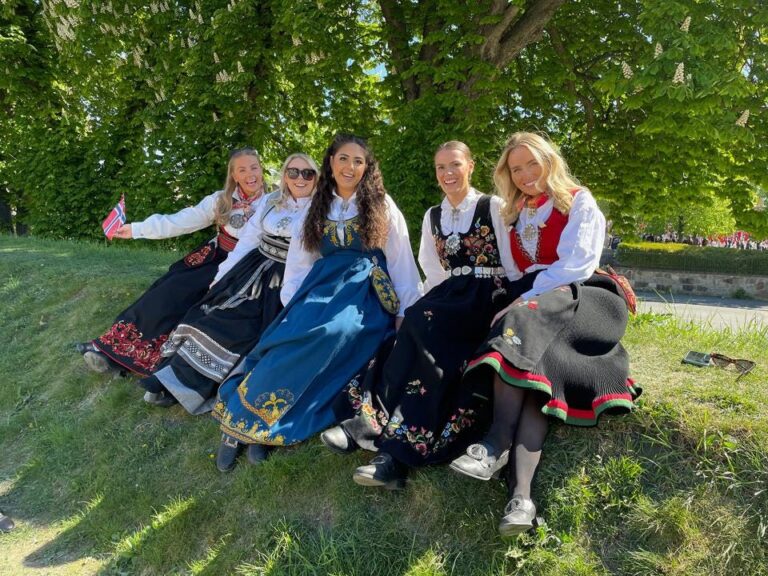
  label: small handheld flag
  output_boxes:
[102,194,126,240]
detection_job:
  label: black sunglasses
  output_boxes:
[285,167,316,180]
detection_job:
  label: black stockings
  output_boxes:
[484,374,549,499]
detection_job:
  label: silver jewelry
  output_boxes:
[445,207,461,255]
[275,216,292,233]
[229,213,247,229]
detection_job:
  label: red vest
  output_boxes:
[509,190,579,272]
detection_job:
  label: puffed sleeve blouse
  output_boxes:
[211,191,312,284]
[130,190,266,240]
[510,188,605,301]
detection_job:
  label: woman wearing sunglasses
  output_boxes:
[211,134,422,471]
[138,154,319,414]
[77,148,266,378]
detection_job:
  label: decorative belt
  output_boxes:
[259,234,290,263]
[217,228,238,252]
[450,265,506,277]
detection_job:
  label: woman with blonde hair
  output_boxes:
[138,153,319,413]
[450,131,639,537]
[78,148,267,377]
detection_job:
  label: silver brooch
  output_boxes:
[229,213,247,229]
[445,233,461,255]
[275,216,293,232]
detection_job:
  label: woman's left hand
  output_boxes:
[491,297,522,326]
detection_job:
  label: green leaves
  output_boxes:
[1,0,766,240]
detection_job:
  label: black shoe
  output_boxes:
[216,434,243,472]
[143,390,178,408]
[320,425,359,455]
[75,341,98,355]
[498,496,537,538]
[246,444,272,466]
[352,452,407,490]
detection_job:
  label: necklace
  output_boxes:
[521,194,547,242]
[335,198,351,246]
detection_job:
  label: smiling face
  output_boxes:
[330,143,367,196]
[284,157,316,199]
[231,154,263,197]
[434,148,473,204]
[507,145,545,198]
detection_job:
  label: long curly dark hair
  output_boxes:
[302,134,389,252]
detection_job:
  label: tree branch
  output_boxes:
[379,0,420,101]
[488,0,566,69]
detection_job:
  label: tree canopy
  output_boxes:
[1,0,765,241]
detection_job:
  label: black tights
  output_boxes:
[484,374,549,499]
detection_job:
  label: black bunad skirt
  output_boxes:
[91,239,228,377]
[336,272,513,467]
[463,272,641,427]
[140,239,287,414]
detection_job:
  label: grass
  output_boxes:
[1,234,767,575]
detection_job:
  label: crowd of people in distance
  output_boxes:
[75,131,640,538]
[638,231,768,250]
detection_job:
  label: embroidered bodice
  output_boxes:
[430,195,502,271]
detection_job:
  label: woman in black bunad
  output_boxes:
[137,153,319,412]
[78,148,267,378]
[320,141,516,488]
[449,132,639,537]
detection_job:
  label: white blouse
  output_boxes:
[130,190,266,240]
[418,188,516,292]
[511,188,605,301]
[211,191,312,284]
[281,191,423,316]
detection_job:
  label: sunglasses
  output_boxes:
[285,167,316,181]
[710,352,756,381]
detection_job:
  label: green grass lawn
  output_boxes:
[1,235,766,576]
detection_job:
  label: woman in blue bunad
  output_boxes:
[449,132,640,537]
[320,141,517,489]
[137,153,319,413]
[78,148,267,378]
[211,134,422,471]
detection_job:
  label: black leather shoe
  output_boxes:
[320,425,359,455]
[143,390,178,408]
[75,341,98,355]
[352,452,407,490]
[216,434,243,472]
[498,496,537,538]
[246,444,272,466]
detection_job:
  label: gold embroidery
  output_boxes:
[369,262,400,315]
[323,218,359,247]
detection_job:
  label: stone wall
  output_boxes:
[613,266,768,301]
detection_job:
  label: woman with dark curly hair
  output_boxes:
[211,134,422,472]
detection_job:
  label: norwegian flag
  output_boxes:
[102,194,126,240]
